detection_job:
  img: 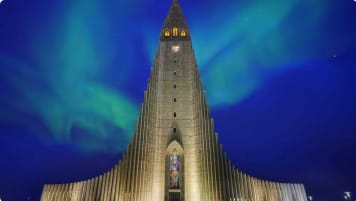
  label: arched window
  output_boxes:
[180,30,186,37]
[173,27,178,37]
[164,30,170,37]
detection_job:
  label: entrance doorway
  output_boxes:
[169,190,180,201]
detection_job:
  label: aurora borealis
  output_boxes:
[0,0,355,200]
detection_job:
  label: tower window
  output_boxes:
[173,59,176,63]
[174,98,176,102]
[173,71,176,75]
[181,30,186,37]
[174,84,176,88]
[164,30,170,37]
[173,128,176,133]
[174,112,176,117]
[173,27,178,37]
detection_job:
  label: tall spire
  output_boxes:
[160,0,190,40]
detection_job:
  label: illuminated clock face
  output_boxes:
[172,45,180,53]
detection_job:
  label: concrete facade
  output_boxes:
[40,1,308,200]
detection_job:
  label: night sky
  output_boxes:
[0,0,356,200]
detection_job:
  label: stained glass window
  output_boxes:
[169,148,180,188]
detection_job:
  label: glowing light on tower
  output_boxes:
[172,45,180,52]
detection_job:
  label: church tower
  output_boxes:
[40,1,308,200]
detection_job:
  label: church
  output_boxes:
[40,0,308,200]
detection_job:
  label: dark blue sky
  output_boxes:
[0,0,356,200]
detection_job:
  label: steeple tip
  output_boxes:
[171,0,181,8]
[160,0,190,41]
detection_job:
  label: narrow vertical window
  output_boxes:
[173,112,176,118]
[174,84,176,88]
[173,71,176,75]
[173,27,178,37]
[173,128,176,133]
[174,98,177,102]
[181,30,186,37]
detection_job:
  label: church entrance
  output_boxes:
[166,140,184,201]
[169,190,180,201]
